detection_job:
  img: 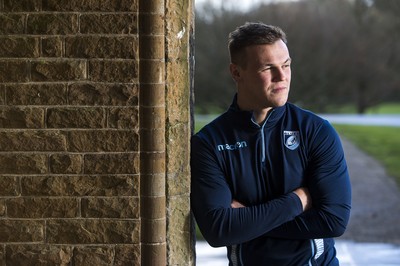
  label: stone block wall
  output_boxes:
[164,1,195,264]
[0,0,194,265]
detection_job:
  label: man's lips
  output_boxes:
[272,86,287,93]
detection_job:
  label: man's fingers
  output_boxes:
[231,199,246,208]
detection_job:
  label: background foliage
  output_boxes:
[194,0,400,114]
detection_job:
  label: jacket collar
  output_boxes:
[228,94,286,128]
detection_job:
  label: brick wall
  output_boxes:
[0,0,194,265]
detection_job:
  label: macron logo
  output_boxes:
[217,141,248,152]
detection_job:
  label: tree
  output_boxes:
[194,0,400,114]
[194,7,241,113]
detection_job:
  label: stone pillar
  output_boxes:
[139,0,167,265]
[165,1,196,264]
[139,0,195,264]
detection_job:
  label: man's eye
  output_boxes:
[283,64,291,68]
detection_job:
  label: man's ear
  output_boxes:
[230,63,240,82]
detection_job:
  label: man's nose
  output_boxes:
[273,67,286,81]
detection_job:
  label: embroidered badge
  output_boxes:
[283,130,300,150]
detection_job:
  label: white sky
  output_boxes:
[195,0,298,11]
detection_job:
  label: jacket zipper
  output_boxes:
[308,239,315,266]
[251,110,274,163]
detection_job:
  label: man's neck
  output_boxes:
[252,108,273,125]
[236,96,273,125]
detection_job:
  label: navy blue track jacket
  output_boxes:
[191,96,351,265]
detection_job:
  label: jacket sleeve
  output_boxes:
[190,133,304,247]
[266,121,352,239]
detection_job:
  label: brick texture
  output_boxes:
[0,0,194,264]
[0,0,142,264]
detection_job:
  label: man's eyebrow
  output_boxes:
[283,58,292,64]
[263,57,292,67]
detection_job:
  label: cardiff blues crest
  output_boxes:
[283,130,300,150]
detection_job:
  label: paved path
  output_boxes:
[320,114,400,127]
[339,137,400,245]
[196,136,400,265]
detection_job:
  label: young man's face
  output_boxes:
[231,39,292,112]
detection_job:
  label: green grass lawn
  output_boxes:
[194,121,207,133]
[333,125,400,186]
[323,102,400,114]
[366,103,400,114]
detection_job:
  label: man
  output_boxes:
[191,22,351,265]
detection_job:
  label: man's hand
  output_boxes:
[293,187,312,211]
[231,199,245,208]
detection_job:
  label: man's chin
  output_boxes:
[271,99,288,108]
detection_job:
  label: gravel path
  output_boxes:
[338,137,400,245]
